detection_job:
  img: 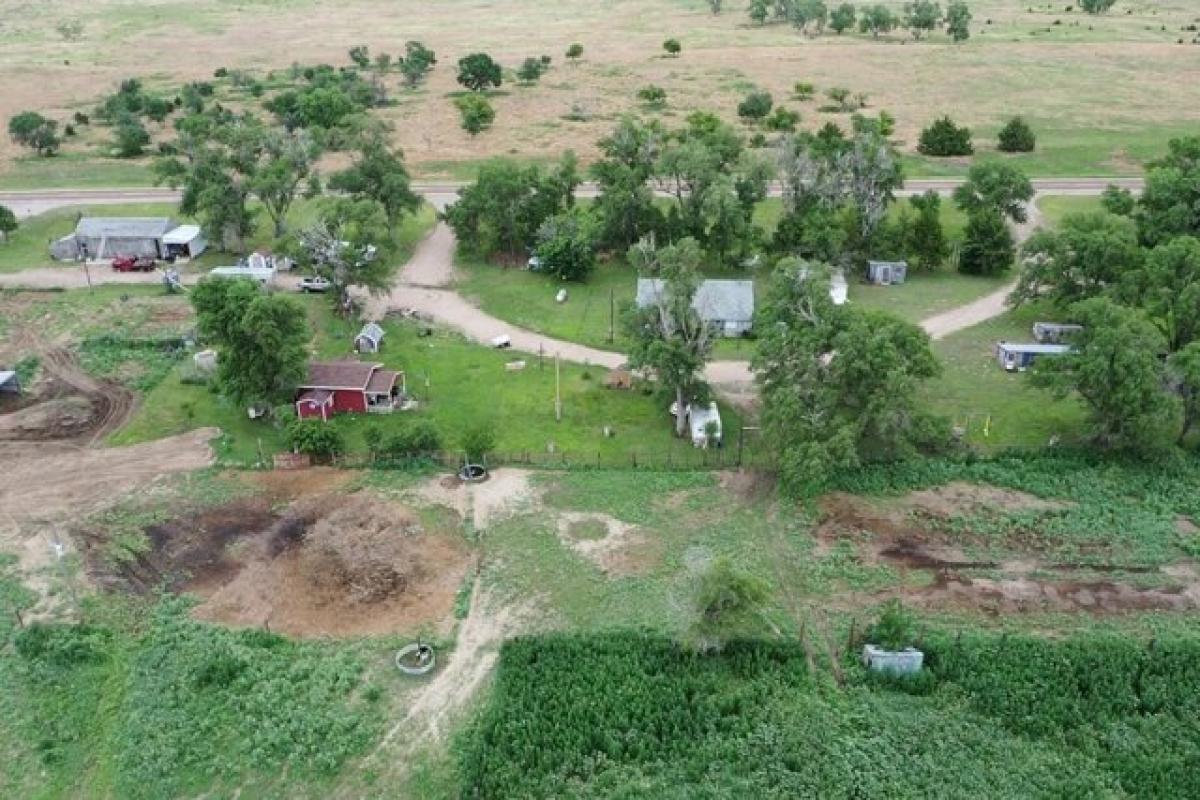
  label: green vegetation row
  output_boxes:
[458,629,1200,798]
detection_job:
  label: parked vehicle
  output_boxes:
[111,255,156,272]
[298,276,332,293]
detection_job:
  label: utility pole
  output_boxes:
[554,353,562,422]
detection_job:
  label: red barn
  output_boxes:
[295,361,404,421]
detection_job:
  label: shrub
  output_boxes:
[371,420,442,460]
[866,599,917,650]
[918,115,974,156]
[997,116,1036,153]
[459,421,497,462]
[684,557,770,654]
[662,38,682,56]
[534,209,597,281]
[516,56,547,84]
[958,208,1014,275]
[764,106,800,132]
[637,85,667,109]
[792,81,816,101]
[455,93,495,136]
[285,418,345,460]
[736,90,773,123]
[566,42,584,61]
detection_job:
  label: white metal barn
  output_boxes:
[162,225,208,260]
[50,217,175,261]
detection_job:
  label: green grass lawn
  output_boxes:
[115,294,741,466]
[923,302,1088,450]
[847,270,1011,321]
[1037,195,1106,229]
[0,154,155,190]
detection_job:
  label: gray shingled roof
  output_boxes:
[635,279,754,324]
[301,361,381,390]
[75,217,175,239]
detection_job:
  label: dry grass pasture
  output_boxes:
[0,0,1197,184]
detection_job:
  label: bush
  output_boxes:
[662,38,682,56]
[455,93,495,136]
[516,56,548,84]
[736,90,773,123]
[285,418,346,460]
[917,115,974,156]
[763,106,800,132]
[534,209,597,281]
[566,43,584,61]
[370,420,442,460]
[792,81,816,101]
[459,421,497,462]
[637,85,667,109]
[997,116,1036,153]
[866,599,916,650]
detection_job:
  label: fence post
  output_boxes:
[631,451,637,469]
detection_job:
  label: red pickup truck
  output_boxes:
[111,255,156,272]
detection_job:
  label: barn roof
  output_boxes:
[162,224,203,244]
[366,368,400,395]
[301,361,381,390]
[75,217,175,239]
[636,279,754,324]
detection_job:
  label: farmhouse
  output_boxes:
[295,360,404,420]
[50,217,176,261]
[995,341,1071,372]
[636,278,754,337]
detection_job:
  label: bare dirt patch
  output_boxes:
[816,486,1200,616]
[555,511,662,577]
[412,467,536,531]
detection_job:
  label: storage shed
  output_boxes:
[208,266,276,286]
[636,278,754,337]
[1032,322,1083,344]
[50,217,175,261]
[295,361,404,420]
[995,342,1071,372]
[354,322,386,353]
[866,260,907,286]
[162,225,208,260]
[0,370,21,395]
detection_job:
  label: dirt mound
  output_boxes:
[80,489,474,638]
[0,347,136,444]
[908,575,1199,616]
[300,497,423,604]
[0,394,96,439]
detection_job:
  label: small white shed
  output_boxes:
[686,402,723,448]
[0,370,21,395]
[866,260,907,286]
[355,322,386,353]
[208,266,276,286]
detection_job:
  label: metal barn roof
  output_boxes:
[162,224,203,244]
[75,217,175,239]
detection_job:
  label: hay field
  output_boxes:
[0,0,1197,181]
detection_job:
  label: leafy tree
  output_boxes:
[830,3,857,33]
[286,418,346,460]
[455,94,496,136]
[1140,236,1200,352]
[945,0,972,41]
[8,111,60,156]
[456,53,503,92]
[1168,343,1200,444]
[952,161,1034,223]
[1135,136,1200,246]
[662,38,682,57]
[1078,0,1116,13]
[707,0,724,13]
[1013,212,1142,308]
[143,97,174,124]
[328,132,419,237]
[790,0,830,34]
[906,190,949,269]
[190,278,308,409]
[296,197,394,314]
[517,57,548,85]
[904,0,941,39]
[958,208,1013,275]
[590,117,666,251]
[0,204,17,242]
[624,236,715,438]
[684,558,771,654]
[0,554,36,631]
[348,45,371,70]
[534,208,597,281]
[1101,183,1136,216]
[858,3,898,37]
[444,157,576,261]
[637,85,667,109]
[1031,297,1178,453]
[737,90,774,123]
[755,259,944,495]
[749,0,770,24]
[566,43,584,62]
[373,53,393,74]
[399,41,437,88]
[248,128,319,236]
[997,116,1036,153]
[917,115,973,156]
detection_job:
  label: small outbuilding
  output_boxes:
[162,225,208,260]
[208,265,276,286]
[1032,322,1083,344]
[995,341,1071,372]
[636,278,755,337]
[354,322,386,354]
[866,260,907,286]
[295,361,404,420]
[51,217,176,261]
[684,401,723,448]
[830,269,849,306]
[0,370,21,395]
